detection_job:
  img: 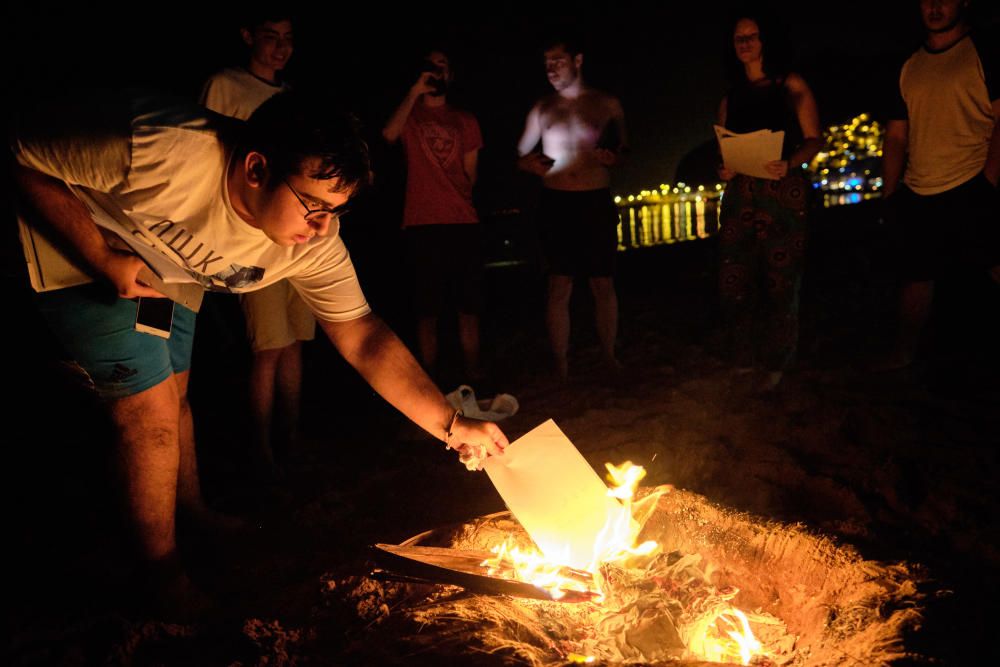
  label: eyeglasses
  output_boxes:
[283,179,342,222]
[734,33,760,45]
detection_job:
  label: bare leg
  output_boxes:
[589,276,620,369]
[546,275,573,378]
[173,370,205,513]
[248,347,282,471]
[109,376,181,563]
[276,341,303,449]
[108,375,214,618]
[416,316,438,372]
[174,370,246,530]
[885,280,935,370]
[458,313,482,380]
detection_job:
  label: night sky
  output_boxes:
[11,1,999,196]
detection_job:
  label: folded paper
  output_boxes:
[714,125,785,180]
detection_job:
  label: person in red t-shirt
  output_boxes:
[383,50,485,382]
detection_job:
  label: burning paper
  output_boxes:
[360,455,925,666]
[477,422,770,662]
[366,503,784,666]
[483,420,636,570]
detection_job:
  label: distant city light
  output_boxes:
[613,115,883,209]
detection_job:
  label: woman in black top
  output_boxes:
[716,12,823,391]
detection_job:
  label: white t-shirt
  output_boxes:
[200,67,289,121]
[14,96,370,323]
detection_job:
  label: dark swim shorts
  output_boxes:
[35,283,197,399]
[404,223,484,317]
[888,172,1000,282]
[537,187,620,277]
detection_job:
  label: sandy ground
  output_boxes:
[5,201,1000,665]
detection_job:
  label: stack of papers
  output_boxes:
[714,125,785,180]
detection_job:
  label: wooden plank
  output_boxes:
[371,544,599,603]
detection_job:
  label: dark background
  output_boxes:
[5,3,1000,664]
[8,3,1000,445]
[16,0,993,195]
[8,0,1000,503]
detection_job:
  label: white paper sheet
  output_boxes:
[73,187,197,285]
[714,125,785,180]
[17,191,204,310]
[483,419,622,569]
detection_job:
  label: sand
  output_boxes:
[6,204,999,665]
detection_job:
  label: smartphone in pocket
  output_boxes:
[134,297,174,338]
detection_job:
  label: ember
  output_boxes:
[477,462,767,663]
[352,487,927,666]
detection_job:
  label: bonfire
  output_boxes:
[341,422,926,666]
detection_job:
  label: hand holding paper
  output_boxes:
[483,420,629,570]
[715,125,785,180]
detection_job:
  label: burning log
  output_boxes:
[372,543,601,603]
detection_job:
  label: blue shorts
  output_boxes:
[35,283,197,400]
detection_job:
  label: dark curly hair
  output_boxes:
[243,91,371,195]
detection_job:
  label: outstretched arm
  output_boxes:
[320,313,508,464]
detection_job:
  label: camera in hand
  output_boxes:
[419,60,448,96]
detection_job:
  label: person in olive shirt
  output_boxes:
[880,0,1000,370]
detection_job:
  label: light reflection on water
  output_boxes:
[823,191,880,207]
[614,187,878,251]
[617,194,721,250]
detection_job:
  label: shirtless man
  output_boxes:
[517,38,627,378]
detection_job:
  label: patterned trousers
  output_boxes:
[718,172,809,371]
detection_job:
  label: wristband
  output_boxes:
[444,409,463,448]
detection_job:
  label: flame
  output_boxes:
[482,540,591,600]
[481,462,765,664]
[482,461,660,600]
[685,606,763,665]
[589,461,660,570]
